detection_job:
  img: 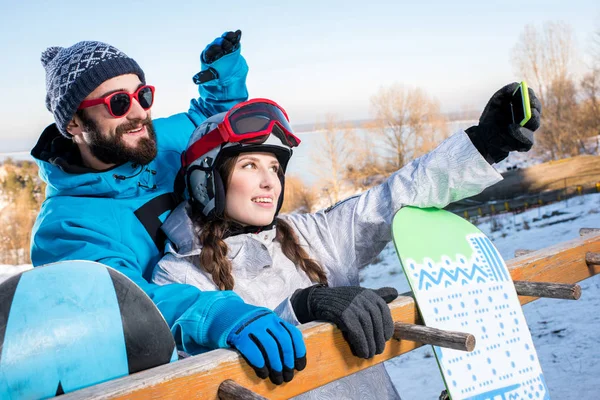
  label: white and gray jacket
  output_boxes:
[152,131,503,399]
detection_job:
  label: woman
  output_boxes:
[153,85,541,399]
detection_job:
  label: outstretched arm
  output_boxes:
[287,83,542,278]
[285,131,502,279]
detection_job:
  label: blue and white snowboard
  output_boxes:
[392,207,549,400]
[0,260,177,399]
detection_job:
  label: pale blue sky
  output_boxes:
[0,0,598,152]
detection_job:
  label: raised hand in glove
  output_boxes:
[290,284,398,359]
[201,30,242,64]
[227,309,306,385]
[193,30,242,84]
[466,82,542,164]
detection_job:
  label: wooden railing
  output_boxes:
[60,230,600,400]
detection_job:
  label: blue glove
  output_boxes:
[193,30,242,84]
[201,30,242,64]
[227,310,306,385]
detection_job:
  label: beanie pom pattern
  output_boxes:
[41,46,62,67]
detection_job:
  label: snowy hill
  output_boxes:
[0,193,598,398]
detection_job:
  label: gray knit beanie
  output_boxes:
[41,41,146,137]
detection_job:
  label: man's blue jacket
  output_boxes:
[31,47,263,350]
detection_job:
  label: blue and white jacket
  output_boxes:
[30,47,264,352]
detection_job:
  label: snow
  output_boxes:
[0,264,32,283]
[0,194,598,399]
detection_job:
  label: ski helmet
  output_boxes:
[181,99,301,220]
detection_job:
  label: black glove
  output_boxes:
[201,30,242,64]
[466,82,542,164]
[290,284,398,359]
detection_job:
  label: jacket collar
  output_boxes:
[31,123,99,174]
[31,123,151,199]
[162,201,277,256]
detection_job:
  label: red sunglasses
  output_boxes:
[78,85,155,118]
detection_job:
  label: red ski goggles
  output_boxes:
[78,85,155,118]
[183,99,301,167]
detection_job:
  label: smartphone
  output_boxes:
[510,81,532,126]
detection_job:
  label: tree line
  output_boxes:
[0,158,45,264]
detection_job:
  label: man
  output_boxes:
[29,33,306,378]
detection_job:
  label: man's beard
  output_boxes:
[79,112,158,166]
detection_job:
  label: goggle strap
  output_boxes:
[184,128,223,167]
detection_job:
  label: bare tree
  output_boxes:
[0,188,39,264]
[280,175,317,214]
[590,20,600,66]
[541,78,581,157]
[343,120,392,191]
[513,22,576,101]
[310,115,356,206]
[409,92,449,157]
[0,161,45,264]
[512,22,583,159]
[580,68,600,147]
[369,84,448,171]
[578,23,600,149]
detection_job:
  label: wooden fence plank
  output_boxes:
[59,233,600,400]
[513,281,581,300]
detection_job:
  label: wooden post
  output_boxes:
[218,380,268,400]
[587,252,600,266]
[513,281,581,300]
[580,228,600,236]
[393,322,475,352]
[514,249,534,257]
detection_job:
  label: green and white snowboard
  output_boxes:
[392,207,549,400]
